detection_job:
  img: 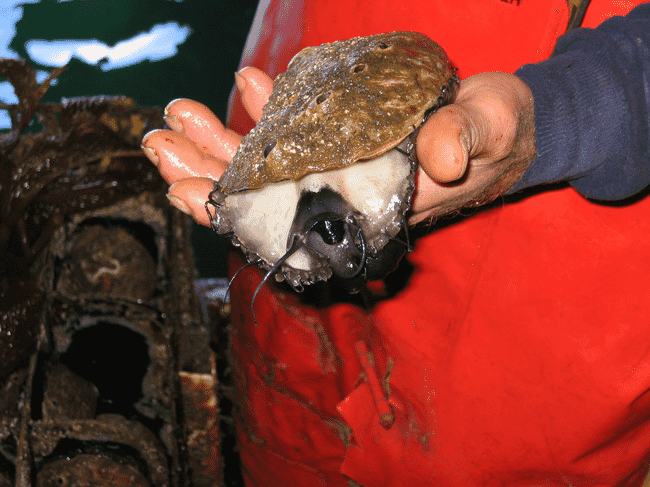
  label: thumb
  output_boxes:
[415,105,472,183]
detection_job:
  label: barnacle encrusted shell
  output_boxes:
[218,31,456,194]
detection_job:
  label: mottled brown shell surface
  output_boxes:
[219,31,455,194]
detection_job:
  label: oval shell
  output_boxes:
[219,31,456,194]
[208,31,458,289]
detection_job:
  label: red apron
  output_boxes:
[227,1,650,485]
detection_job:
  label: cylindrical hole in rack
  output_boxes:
[54,218,159,301]
[36,439,151,487]
[59,324,149,419]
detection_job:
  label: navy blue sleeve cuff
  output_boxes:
[509,4,650,201]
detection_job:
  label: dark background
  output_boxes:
[7,0,260,277]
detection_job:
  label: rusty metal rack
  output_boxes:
[0,73,225,486]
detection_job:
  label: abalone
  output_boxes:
[207,31,458,292]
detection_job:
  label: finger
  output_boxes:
[416,105,471,183]
[409,167,440,224]
[445,72,529,163]
[142,129,227,184]
[167,177,216,227]
[236,66,273,123]
[409,165,465,222]
[164,98,241,161]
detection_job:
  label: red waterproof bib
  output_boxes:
[227,1,650,485]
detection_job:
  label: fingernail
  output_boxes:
[234,70,247,92]
[167,194,194,218]
[164,115,184,133]
[164,98,182,117]
[141,144,160,167]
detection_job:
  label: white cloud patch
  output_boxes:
[1,4,191,129]
[0,0,39,58]
[25,21,192,71]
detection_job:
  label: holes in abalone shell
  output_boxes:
[306,91,330,109]
[315,92,329,104]
[352,63,367,74]
[378,42,390,49]
[263,141,276,158]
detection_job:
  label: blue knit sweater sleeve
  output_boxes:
[509,3,650,200]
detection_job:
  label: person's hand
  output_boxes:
[141,67,273,227]
[411,72,536,224]
[141,68,536,227]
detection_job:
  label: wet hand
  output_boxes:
[410,72,536,224]
[140,67,273,226]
